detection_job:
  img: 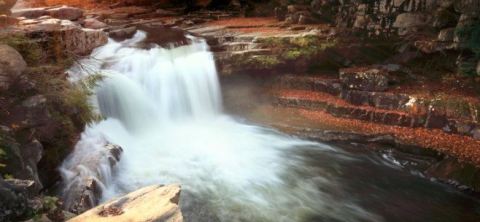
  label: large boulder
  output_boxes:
[17,18,108,56]
[339,67,390,92]
[68,184,183,222]
[0,0,16,15]
[0,44,27,91]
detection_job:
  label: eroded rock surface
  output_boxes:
[61,143,123,214]
[0,44,27,91]
[69,184,183,222]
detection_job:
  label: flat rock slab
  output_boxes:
[69,184,183,222]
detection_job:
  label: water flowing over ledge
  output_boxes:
[61,28,480,222]
[60,30,382,222]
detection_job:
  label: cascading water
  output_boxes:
[60,30,480,222]
[60,31,380,221]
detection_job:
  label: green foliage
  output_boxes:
[0,34,44,66]
[241,35,337,70]
[232,54,282,70]
[42,196,59,212]
[25,67,102,125]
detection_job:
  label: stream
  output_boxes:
[60,30,480,222]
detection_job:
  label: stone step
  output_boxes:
[272,90,480,140]
[274,75,412,111]
[273,90,420,128]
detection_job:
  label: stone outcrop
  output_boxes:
[69,184,183,222]
[0,44,27,91]
[272,74,480,140]
[0,0,16,15]
[12,6,83,21]
[61,143,123,214]
[0,177,32,221]
[6,16,108,57]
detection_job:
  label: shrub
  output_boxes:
[0,34,44,66]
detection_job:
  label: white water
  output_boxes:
[61,31,381,222]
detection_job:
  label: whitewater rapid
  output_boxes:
[61,31,381,222]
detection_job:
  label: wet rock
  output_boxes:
[0,44,27,91]
[473,128,480,140]
[0,0,16,15]
[393,13,429,35]
[47,6,83,21]
[0,177,30,221]
[108,26,137,41]
[425,157,480,191]
[62,143,123,214]
[437,28,455,42]
[69,184,183,222]
[65,178,101,214]
[83,18,107,29]
[339,67,389,92]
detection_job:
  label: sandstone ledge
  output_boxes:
[68,184,183,222]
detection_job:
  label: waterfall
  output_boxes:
[60,31,381,221]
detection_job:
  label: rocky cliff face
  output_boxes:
[0,6,109,220]
[272,0,480,76]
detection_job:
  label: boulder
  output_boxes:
[108,27,137,42]
[18,20,108,56]
[473,128,480,140]
[0,0,16,15]
[339,67,390,92]
[47,6,83,21]
[83,18,107,29]
[0,44,27,91]
[437,28,456,42]
[393,13,429,35]
[0,177,30,221]
[68,184,183,222]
